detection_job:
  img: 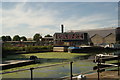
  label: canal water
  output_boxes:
[2,59,95,78]
[2,50,120,79]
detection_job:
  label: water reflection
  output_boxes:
[113,50,120,55]
[2,59,95,78]
[101,50,120,55]
[3,50,120,78]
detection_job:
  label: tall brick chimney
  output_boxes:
[61,24,64,33]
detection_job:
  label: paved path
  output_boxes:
[0,60,34,70]
[0,60,34,66]
[85,71,120,80]
[60,71,120,80]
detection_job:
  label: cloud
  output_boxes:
[2,2,117,38]
[0,8,2,36]
[2,3,59,28]
[61,14,117,31]
[2,0,120,2]
[2,3,61,37]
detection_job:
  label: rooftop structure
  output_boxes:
[67,27,120,45]
[68,27,119,38]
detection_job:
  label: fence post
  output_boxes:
[97,56,101,80]
[30,68,34,80]
[70,61,73,80]
[118,55,120,76]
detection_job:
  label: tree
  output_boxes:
[6,36,12,41]
[44,34,52,37]
[33,33,42,42]
[21,36,27,41]
[13,35,21,41]
[1,36,7,41]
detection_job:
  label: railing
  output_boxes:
[1,55,120,80]
[1,59,94,80]
[94,54,120,80]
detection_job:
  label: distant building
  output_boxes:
[90,34,103,45]
[2,41,36,47]
[42,37,53,46]
[2,36,54,47]
[3,27,120,47]
[68,27,120,45]
[2,37,54,47]
[53,32,88,46]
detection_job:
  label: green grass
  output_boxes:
[1,60,94,78]
[1,52,90,78]
[1,52,89,74]
[4,52,89,60]
[106,60,118,64]
[1,62,65,73]
[22,52,88,59]
[1,62,60,78]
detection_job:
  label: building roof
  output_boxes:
[68,27,119,38]
[90,34,103,38]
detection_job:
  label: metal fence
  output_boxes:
[1,56,120,80]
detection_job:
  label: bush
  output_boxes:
[25,46,53,52]
[2,47,24,57]
[2,47,24,52]
[2,46,53,57]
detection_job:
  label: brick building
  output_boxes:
[53,32,88,46]
[42,37,53,46]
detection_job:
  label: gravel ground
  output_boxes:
[85,70,120,80]
[61,70,120,80]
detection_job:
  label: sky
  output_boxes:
[1,0,119,38]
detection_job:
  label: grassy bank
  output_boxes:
[2,46,53,58]
[1,60,95,78]
[22,52,88,59]
[1,52,92,78]
[3,52,89,60]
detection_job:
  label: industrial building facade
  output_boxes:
[68,27,120,46]
[53,32,88,46]
[54,27,120,46]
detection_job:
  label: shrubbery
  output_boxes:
[24,46,53,52]
[2,46,53,57]
[3,47,23,52]
[2,47,24,57]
